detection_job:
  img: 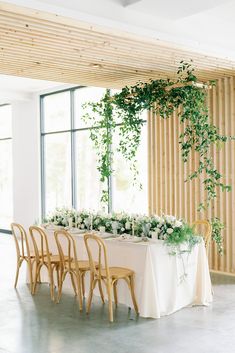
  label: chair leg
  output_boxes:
[36,263,41,282]
[129,275,139,315]
[57,271,66,303]
[14,258,23,288]
[76,272,83,312]
[56,265,60,288]
[81,272,85,298]
[98,279,105,304]
[47,265,55,301]
[113,281,118,308]
[70,272,77,296]
[27,259,34,294]
[86,273,95,314]
[106,280,113,323]
[33,263,41,295]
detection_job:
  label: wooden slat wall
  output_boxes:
[148,77,235,273]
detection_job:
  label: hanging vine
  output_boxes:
[82,61,234,253]
[83,89,115,203]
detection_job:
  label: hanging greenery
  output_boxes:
[83,89,114,203]
[82,61,234,253]
[210,217,225,255]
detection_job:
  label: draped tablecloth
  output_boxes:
[41,231,213,319]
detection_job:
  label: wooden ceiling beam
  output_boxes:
[0,1,235,87]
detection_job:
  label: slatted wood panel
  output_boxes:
[148,77,235,273]
[1,2,235,87]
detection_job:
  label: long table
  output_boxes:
[41,231,213,319]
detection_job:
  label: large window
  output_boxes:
[41,87,147,216]
[0,104,13,231]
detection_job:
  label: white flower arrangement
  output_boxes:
[44,208,199,252]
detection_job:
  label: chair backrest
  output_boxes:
[11,223,31,259]
[54,229,79,272]
[84,233,110,280]
[192,220,212,256]
[29,226,52,266]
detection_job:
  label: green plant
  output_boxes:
[82,61,234,253]
[83,89,115,203]
[211,217,225,255]
[45,209,199,254]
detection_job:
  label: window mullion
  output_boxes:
[70,89,77,209]
[40,97,46,219]
[108,125,113,213]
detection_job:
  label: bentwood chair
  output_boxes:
[192,220,212,257]
[29,226,61,301]
[54,229,99,311]
[11,223,34,292]
[84,233,139,322]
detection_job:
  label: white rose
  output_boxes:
[165,215,176,223]
[167,228,173,234]
[155,216,161,222]
[175,220,182,228]
[77,217,82,224]
[80,224,85,229]
[116,214,123,221]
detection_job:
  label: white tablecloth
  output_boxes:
[41,231,212,319]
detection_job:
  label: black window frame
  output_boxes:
[40,86,147,219]
[0,103,13,234]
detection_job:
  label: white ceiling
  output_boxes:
[0,74,67,104]
[121,0,232,19]
[4,0,235,61]
[0,74,62,92]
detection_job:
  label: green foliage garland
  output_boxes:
[211,217,225,255]
[82,61,234,253]
[83,89,114,203]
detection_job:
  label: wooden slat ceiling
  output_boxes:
[0,1,235,88]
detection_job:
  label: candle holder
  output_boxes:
[142,223,151,241]
[111,221,119,236]
[132,219,135,237]
[68,217,73,229]
[90,215,93,231]
[84,217,91,230]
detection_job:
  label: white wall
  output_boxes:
[12,96,41,229]
[9,84,73,229]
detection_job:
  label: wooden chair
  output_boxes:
[29,226,61,301]
[54,229,100,311]
[11,223,34,292]
[192,220,212,257]
[84,233,139,322]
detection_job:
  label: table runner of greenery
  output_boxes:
[44,208,201,254]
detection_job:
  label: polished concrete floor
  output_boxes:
[0,234,235,353]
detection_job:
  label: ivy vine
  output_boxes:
[82,61,234,253]
[83,89,114,203]
[211,217,225,255]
